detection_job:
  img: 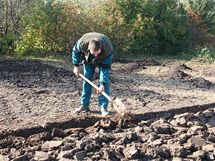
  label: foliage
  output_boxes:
[114,0,159,55]
[90,0,191,56]
[85,0,131,56]
[15,0,47,56]
[2,0,214,59]
[16,0,90,57]
[185,0,215,34]
[0,0,28,55]
[154,0,191,55]
[196,46,215,62]
[0,34,15,55]
[183,0,215,48]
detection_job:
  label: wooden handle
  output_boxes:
[79,73,112,101]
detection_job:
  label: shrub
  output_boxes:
[91,0,191,56]
[0,34,15,55]
[196,46,215,61]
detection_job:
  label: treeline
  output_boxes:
[0,0,215,58]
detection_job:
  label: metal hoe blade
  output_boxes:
[112,97,127,116]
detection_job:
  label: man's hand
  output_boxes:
[97,84,105,94]
[73,66,79,77]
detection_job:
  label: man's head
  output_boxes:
[88,39,102,57]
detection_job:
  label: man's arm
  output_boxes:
[71,40,81,66]
[71,40,82,76]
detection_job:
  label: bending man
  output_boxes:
[71,32,113,117]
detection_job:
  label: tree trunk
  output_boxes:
[5,0,9,35]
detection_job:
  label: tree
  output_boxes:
[0,0,35,55]
[153,0,191,54]
[94,0,191,55]
[16,0,91,56]
[183,0,215,47]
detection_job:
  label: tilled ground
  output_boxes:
[0,107,215,160]
[0,59,215,160]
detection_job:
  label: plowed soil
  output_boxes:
[0,59,215,160]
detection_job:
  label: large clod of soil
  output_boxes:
[189,77,214,89]
[169,64,191,80]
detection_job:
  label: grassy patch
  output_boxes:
[0,53,73,70]
[1,50,214,67]
[116,51,197,63]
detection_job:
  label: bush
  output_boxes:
[15,0,206,58]
[15,0,90,57]
[183,0,215,48]
[0,34,15,55]
[90,0,191,56]
[196,47,215,61]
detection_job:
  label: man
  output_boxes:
[71,32,113,116]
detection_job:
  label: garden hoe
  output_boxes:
[79,73,127,116]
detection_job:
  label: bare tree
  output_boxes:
[0,0,33,36]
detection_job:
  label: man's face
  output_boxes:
[90,49,101,57]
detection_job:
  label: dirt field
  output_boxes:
[0,59,215,160]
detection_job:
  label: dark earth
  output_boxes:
[0,59,215,160]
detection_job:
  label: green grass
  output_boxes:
[116,51,198,62]
[1,50,214,66]
[0,53,67,62]
[0,53,74,70]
